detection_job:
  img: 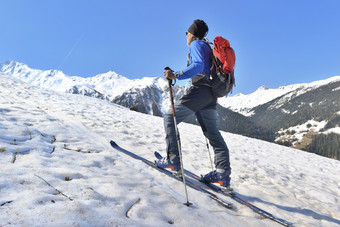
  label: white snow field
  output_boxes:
[0,74,339,227]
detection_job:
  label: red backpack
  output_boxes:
[207,36,236,97]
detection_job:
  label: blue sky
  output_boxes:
[1,0,340,95]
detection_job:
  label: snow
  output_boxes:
[276,120,328,144]
[1,74,340,226]
[219,76,340,116]
[0,60,168,100]
[276,119,340,144]
[219,84,302,116]
[84,72,167,99]
[325,127,340,135]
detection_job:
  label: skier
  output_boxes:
[156,19,231,188]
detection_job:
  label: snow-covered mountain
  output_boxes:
[217,75,340,157]
[3,60,339,118]
[219,76,340,116]
[1,73,340,226]
[248,77,340,152]
[0,60,185,116]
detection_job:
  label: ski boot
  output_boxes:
[154,151,181,174]
[202,169,231,189]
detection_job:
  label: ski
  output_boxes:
[110,141,233,209]
[154,151,293,227]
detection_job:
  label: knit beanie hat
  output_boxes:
[187,19,209,39]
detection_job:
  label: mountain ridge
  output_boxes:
[219,75,340,116]
[0,60,174,115]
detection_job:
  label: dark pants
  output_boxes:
[164,85,230,170]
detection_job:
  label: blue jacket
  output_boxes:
[177,40,212,80]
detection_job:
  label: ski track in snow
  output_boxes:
[0,74,340,227]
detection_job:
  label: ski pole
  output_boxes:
[205,137,214,171]
[165,67,192,207]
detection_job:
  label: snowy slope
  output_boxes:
[219,76,340,116]
[1,74,340,226]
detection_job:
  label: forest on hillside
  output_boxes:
[304,133,340,160]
